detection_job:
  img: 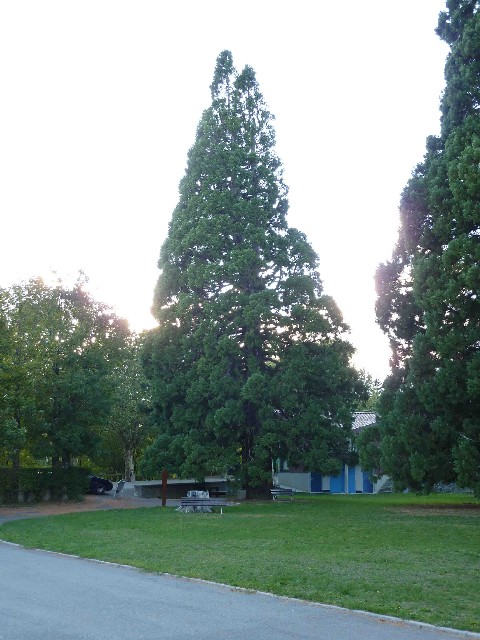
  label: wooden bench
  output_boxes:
[271,487,295,500]
[179,497,228,514]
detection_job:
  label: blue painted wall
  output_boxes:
[330,471,344,493]
[348,466,356,493]
[323,465,374,494]
[362,472,373,493]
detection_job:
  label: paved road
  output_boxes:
[0,542,477,640]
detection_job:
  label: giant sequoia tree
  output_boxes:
[142,52,364,493]
[374,1,480,495]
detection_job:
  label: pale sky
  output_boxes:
[0,1,449,381]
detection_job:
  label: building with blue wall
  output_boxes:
[273,412,391,494]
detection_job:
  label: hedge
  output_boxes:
[0,467,91,504]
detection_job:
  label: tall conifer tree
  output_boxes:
[143,51,364,494]
[374,1,480,495]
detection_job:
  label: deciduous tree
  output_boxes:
[0,276,129,472]
[101,334,151,481]
[0,280,51,472]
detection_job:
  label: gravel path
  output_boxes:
[0,483,177,524]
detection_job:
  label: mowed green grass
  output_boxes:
[1,493,479,632]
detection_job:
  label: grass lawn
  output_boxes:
[1,493,479,632]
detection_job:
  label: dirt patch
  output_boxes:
[0,494,165,518]
[397,503,480,517]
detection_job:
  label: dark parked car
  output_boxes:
[88,475,113,495]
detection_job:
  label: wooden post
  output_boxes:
[161,469,168,507]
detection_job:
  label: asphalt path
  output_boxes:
[0,541,477,640]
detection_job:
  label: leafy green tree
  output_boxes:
[356,423,383,483]
[355,370,382,412]
[99,334,151,481]
[375,1,480,495]
[0,280,51,474]
[35,278,129,469]
[0,276,129,473]
[142,51,364,495]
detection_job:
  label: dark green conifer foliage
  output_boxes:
[143,51,363,494]
[373,1,480,495]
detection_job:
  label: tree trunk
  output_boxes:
[51,455,63,501]
[124,449,135,482]
[62,450,71,469]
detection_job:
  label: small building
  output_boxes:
[134,476,228,499]
[273,412,390,494]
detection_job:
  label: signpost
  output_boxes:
[161,469,168,507]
